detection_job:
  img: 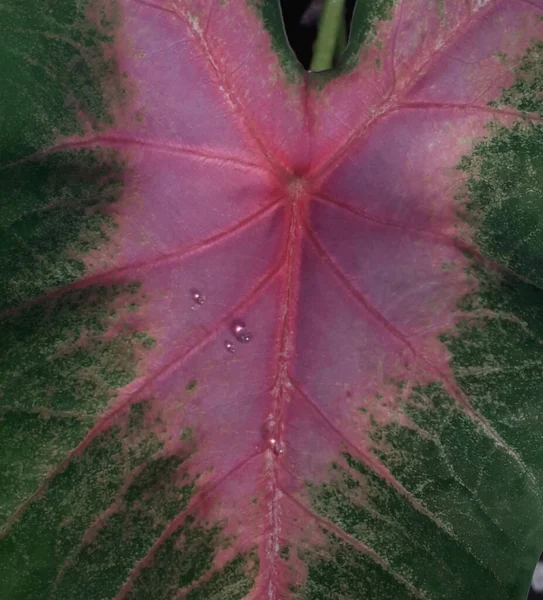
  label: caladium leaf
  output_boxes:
[1,1,543,598]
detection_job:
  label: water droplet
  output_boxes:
[231,319,252,343]
[190,288,205,306]
[270,438,284,455]
[224,340,236,353]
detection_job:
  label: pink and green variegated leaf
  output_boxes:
[1,0,543,598]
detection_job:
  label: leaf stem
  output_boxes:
[310,0,346,72]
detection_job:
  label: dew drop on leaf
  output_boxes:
[224,340,236,353]
[190,288,205,306]
[231,319,252,343]
[270,438,284,455]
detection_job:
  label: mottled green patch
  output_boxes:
[384,382,539,581]
[491,42,543,117]
[0,149,124,310]
[0,0,123,164]
[123,516,257,600]
[0,427,125,599]
[134,331,156,349]
[126,400,163,468]
[184,551,258,600]
[304,355,542,598]
[180,427,194,442]
[0,284,146,414]
[299,531,415,600]
[247,0,303,82]
[340,0,395,71]
[0,345,191,599]
[279,544,290,560]
[186,378,198,392]
[0,411,93,525]
[0,283,154,524]
[458,121,543,287]
[457,40,543,287]
[305,444,502,600]
[442,265,543,476]
[52,455,193,599]
[1,0,128,314]
[441,261,456,271]
[0,417,195,600]
[128,400,148,433]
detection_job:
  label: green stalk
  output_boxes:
[310,0,346,72]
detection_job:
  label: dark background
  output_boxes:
[278,1,542,598]
[280,0,356,69]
